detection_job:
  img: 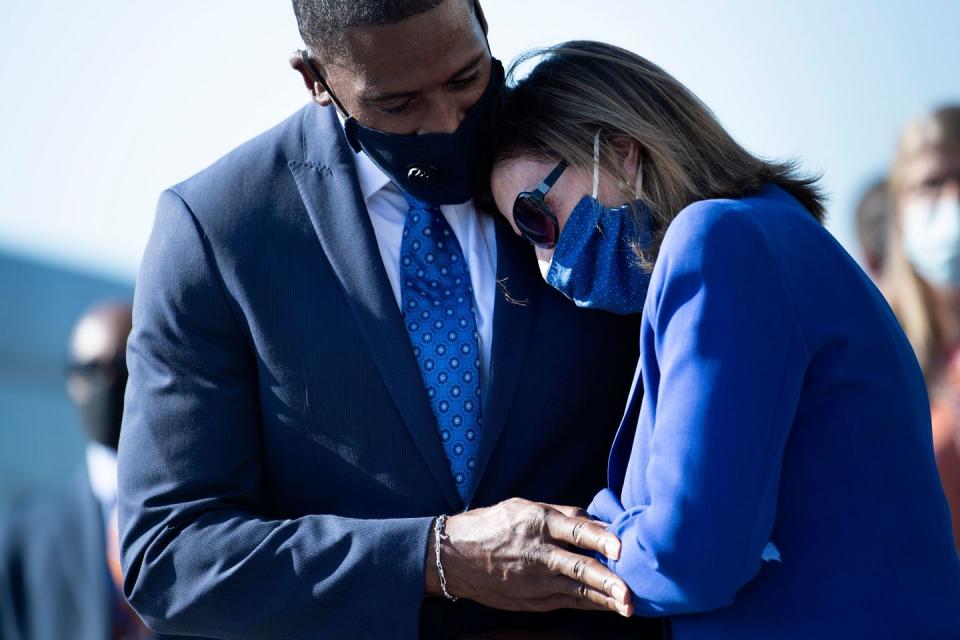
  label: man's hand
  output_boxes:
[425,498,633,617]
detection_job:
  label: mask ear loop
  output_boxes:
[631,147,653,261]
[299,50,352,117]
[592,130,601,199]
[592,130,607,236]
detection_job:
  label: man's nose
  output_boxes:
[418,96,467,135]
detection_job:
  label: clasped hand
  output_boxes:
[426,498,633,617]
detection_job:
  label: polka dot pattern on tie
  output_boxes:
[400,194,483,501]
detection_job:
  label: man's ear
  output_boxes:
[474,0,489,36]
[288,50,333,107]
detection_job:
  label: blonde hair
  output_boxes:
[487,41,826,268]
[883,106,960,382]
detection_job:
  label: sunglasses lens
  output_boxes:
[513,196,558,248]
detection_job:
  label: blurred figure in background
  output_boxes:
[883,105,960,550]
[855,177,891,284]
[0,301,157,639]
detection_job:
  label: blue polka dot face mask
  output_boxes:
[544,132,654,315]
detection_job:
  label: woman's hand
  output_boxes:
[426,497,633,617]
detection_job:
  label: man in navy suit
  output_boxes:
[119,1,659,637]
[1,302,173,640]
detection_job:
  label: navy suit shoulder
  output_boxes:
[171,106,308,210]
[160,106,316,277]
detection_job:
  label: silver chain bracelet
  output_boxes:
[433,515,457,602]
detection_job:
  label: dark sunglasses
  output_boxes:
[65,355,127,379]
[512,159,568,249]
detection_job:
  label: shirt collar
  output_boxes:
[336,113,392,203]
[86,441,118,515]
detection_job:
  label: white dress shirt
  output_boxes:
[86,441,118,526]
[347,143,498,388]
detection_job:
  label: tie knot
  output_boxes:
[402,190,438,213]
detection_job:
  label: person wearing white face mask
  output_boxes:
[903,193,960,286]
[884,105,960,550]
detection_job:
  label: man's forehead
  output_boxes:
[332,0,486,95]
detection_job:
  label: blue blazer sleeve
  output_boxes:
[118,190,433,639]
[590,202,810,615]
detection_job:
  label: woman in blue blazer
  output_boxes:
[486,41,960,638]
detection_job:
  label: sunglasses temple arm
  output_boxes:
[537,160,568,193]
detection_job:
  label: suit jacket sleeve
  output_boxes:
[119,190,433,639]
[589,202,811,615]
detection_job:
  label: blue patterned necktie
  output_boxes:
[399,194,483,501]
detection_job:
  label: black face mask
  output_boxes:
[300,52,505,205]
[69,359,127,450]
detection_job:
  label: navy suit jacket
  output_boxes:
[118,103,659,639]
[0,472,111,640]
[0,470,194,640]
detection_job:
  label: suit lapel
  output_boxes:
[468,223,543,503]
[289,104,462,510]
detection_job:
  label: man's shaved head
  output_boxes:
[67,300,133,450]
[69,301,133,366]
[292,0,473,62]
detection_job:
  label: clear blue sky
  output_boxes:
[1,0,958,280]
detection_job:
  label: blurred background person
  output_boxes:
[883,105,960,550]
[855,177,891,284]
[0,301,162,640]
